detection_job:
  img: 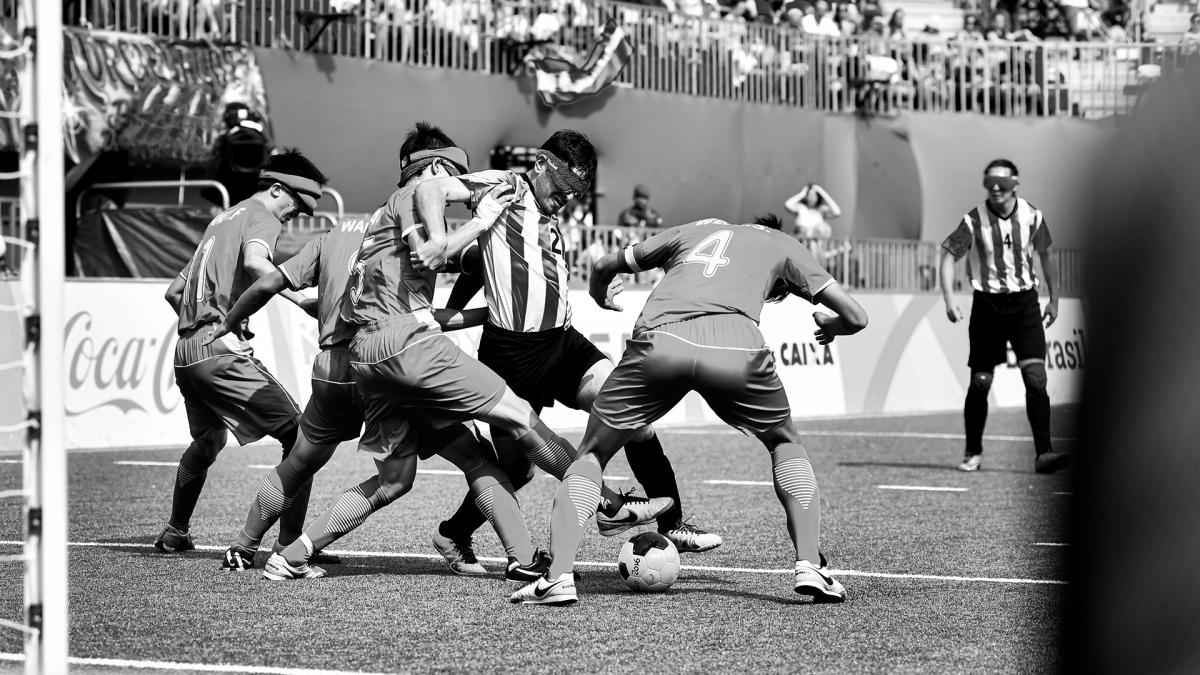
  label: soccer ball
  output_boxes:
[617,532,680,592]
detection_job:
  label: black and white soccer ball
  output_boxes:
[617,532,680,592]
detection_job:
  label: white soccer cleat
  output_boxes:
[957,454,982,472]
[432,530,488,576]
[596,495,675,536]
[509,573,578,605]
[262,552,327,581]
[794,554,846,603]
[663,521,723,553]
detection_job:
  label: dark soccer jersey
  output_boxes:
[339,185,439,335]
[277,218,368,349]
[458,170,572,332]
[625,219,835,333]
[942,197,1052,294]
[177,198,282,335]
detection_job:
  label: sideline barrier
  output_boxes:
[60,280,1084,449]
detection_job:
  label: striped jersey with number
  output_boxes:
[277,217,368,349]
[458,170,571,332]
[177,198,282,334]
[624,219,835,334]
[339,185,439,331]
[941,198,1052,294]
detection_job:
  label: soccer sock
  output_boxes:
[282,476,392,565]
[167,443,217,532]
[234,469,294,549]
[624,434,683,531]
[548,458,603,578]
[964,383,989,456]
[441,435,534,541]
[770,443,820,564]
[510,419,577,480]
[276,478,313,548]
[1022,364,1053,455]
[465,468,533,564]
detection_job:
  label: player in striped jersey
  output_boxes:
[940,159,1070,475]
[511,213,869,605]
[155,150,327,554]
[411,130,711,563]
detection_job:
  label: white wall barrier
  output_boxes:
[60,280,1085,449]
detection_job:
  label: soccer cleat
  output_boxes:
[272,542,341,565]
[432,529,488,576]
[153,524,196,553]
[220,546,256,571]
[509,573,578,605]
[506,549,552,582]
[262,552,326,581]
[957,454,982,472]
[1034,451,1071,474]
[596,494,676,537]
[794,553,846,603]
[663,520,723,553]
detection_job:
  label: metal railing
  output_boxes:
[63,0,1197,118]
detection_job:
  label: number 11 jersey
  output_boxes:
[623,219,835,334]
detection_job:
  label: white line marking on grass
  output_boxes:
[667,429,1077,442]
[113,461,178,467]
[418,469,464,476]
[0,540,1066,585]
[704,479,772,486]
[0,653,393,675]
[247,464,276,469]
[1035,542,1069,547]
[877,485,968,492]
[1054,491,1072,496]
[542,474,628,480]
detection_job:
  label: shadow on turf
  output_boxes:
[837,460,1033,475]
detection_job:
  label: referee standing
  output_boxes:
[939,159,1071,474]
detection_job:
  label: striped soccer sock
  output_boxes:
[548,458,603,578]
[168,445,215,532]
[234,469,295,549]
[466,469,533,564]
[283,476,391,565]
[771,443,821,564]
[512,419,577,480]
[276,478,313,548]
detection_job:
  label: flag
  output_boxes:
[525,20,633,108]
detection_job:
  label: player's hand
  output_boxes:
[812,311,838,345]
[475,183,516,225]
[300,297,319,319]
[945,302,964,323]
[412,239,450,272]
[200,321,232,347]
[1042,298,1059,328]
[598,276,624,311]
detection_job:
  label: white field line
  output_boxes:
[665,429,1077,443]
[704,479,773,486]
[1053,492,1073,496]
[0,653,393,675]
[541,474,628,481]
[1035,542,1069,547]
[877,485,968,492]
[113,461,179,467]
[0,540,1066,585]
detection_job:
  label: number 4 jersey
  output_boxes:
[623,219,835,334]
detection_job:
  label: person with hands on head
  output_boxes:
[939,158,1068,475]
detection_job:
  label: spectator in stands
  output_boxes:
[803,0,842,35]
[961,12,985,39]
[1058,0,1090,40]
[887,8,909,39]
[784,182,841,241]
[1181,13,1200,49]
[860,0,886,26]
[985,11,1012,40]
[834,2,862,35]
[618,184,664,230]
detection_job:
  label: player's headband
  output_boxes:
[537,150,590,196]
[398,147,470,187]
[260,170,322,215]
[983,175,1019,191]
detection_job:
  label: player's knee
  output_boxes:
[375,476,413,504]
[1020,363,1047,393]
[190,427,227,461]
[756,420,800,449]
[969,371,994,392]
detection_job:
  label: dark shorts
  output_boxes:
[477,322,608,411]
[174,330,300,446]
[350,321,506,460]
[968,289,1047,370]
[300,346,364,446]
[592,314,790,435]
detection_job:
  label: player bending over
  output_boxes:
[155,150,327,554]
[511,213,868,605]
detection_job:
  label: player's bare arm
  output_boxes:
[432,307,489,332]
[939,249,964,323]
[811,282,869,345]
[413,176,472,258]
[412,183,515,271]
[201,269,289,346]
[242,241,317,317]
[445,265,484,311]
[1039,247,1059,327]
[588,251,631,311]
[164,272,186,316]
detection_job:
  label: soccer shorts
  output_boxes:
[299,345,364,446]
[591,313,790,435]
[174,328,300,445]
[350,320,506,460]
[967,289,1047,370]
[477,322,608,411]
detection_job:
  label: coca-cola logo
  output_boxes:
[63,311,180,416]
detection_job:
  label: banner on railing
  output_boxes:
[12,28,272,166]
[525,19,633,107]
